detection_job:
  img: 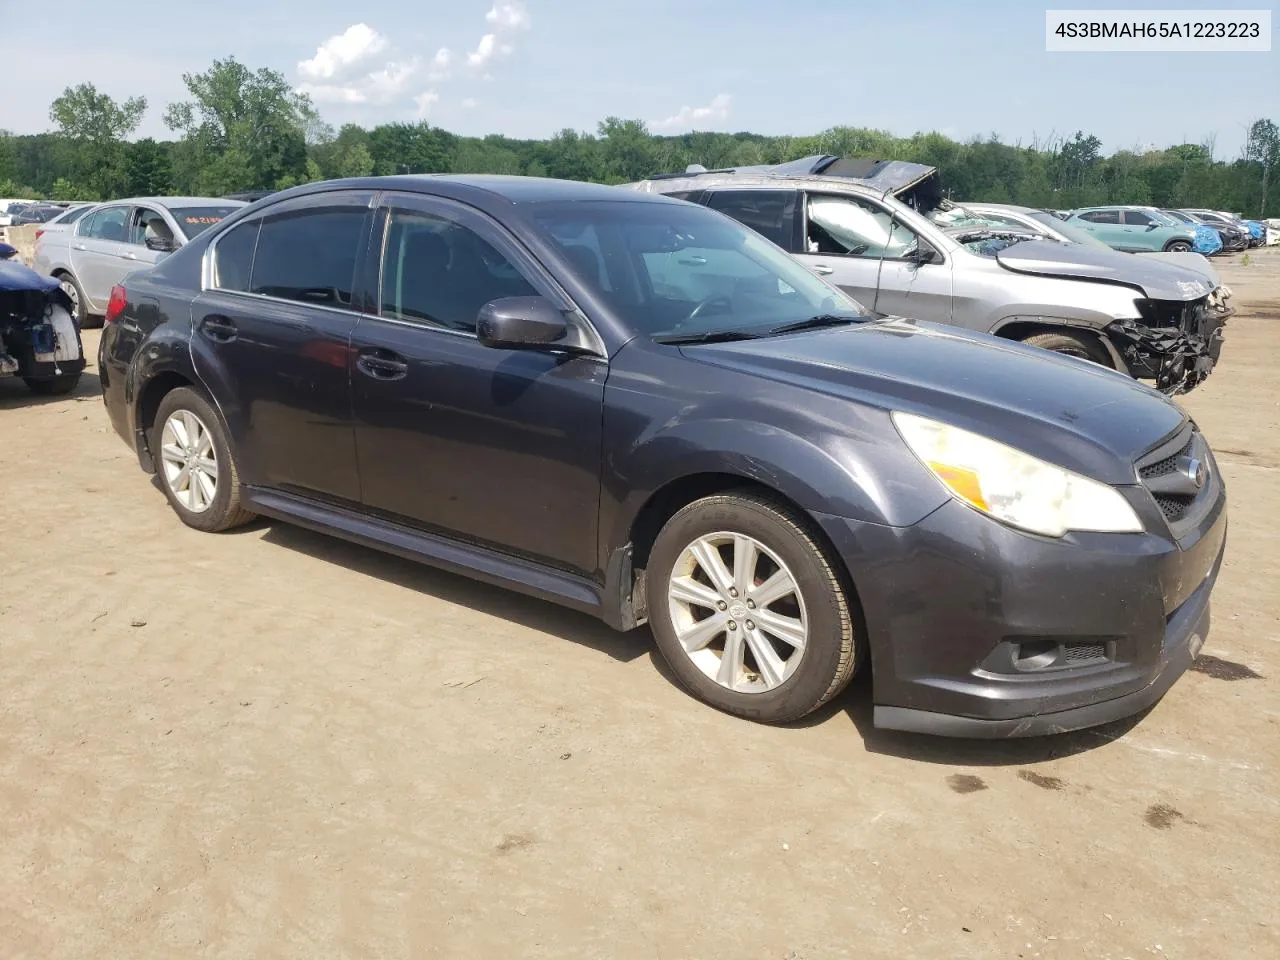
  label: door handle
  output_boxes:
[357,350,409,381]
[74,243,86,250]
[811,263,834,275]
[124,251,138,260]
[199,316,238,344]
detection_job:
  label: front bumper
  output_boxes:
[816,485,1227,739]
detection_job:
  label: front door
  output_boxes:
[796,192,954,322]
[350,195,606,575]
[190,190,374,503]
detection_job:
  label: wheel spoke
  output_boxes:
[690,538,733,595]
[748,568,796,608]
[732,534,758,596]
[754,608,806,652]
[182,412,200,451]
[744,626,788,688]
[160,443,185,465]
[195,456,218,477]
[195,430,214,458]
[669,575,721,611]
[168,417,189,448]
[675,612,728,653]
[195,469,216,507]
[717,628,746,687]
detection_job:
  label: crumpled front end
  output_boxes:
[1106,294,1225,395]
[1192,225,1222,255]
[0,262,85,383]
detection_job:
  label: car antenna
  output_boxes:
[871,183,899,319]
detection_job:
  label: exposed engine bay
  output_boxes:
[0,259,86,396]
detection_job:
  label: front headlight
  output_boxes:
[892,412,1144,538]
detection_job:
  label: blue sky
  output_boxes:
[1,0,1275,155]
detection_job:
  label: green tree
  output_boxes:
[48,83,147,198]
[164,58,315,193]
[125,138,173,195]
[1244,119,1279,217]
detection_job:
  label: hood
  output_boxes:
[993,239,1212,300]
[681,319,1186,484]
[1135,251,1220,287]
[0,260,60,293]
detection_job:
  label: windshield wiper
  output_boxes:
[651,329,764,345]
[766,314,867,336]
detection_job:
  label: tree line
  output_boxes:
[2,58,1277,218]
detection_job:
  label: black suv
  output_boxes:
[99,176,1227,737]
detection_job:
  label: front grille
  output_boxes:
[1135,425,1211,530]
[1063,642,1107,664]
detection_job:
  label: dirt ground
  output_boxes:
[2,249,1278,960]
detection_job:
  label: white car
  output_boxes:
[33,196,244,326]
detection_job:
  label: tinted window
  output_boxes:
[380,209,537,331]
[806,194,918,258]
[250,207,367,306]
[1124,210,1155,226]
[170,205,241,239]
[707,190,798,249]
[1079,210,1119,224]
[62,206,92,224]
[213,220,259,292]
[664,190,701,202]
[532,200,864,339]
[86,205,129,241]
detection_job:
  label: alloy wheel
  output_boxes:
[59,278,79,313]
[160,410,219,513]
[666,531,808,693]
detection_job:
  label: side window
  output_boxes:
[129,208,175,246]
[249,206,367,306]
[663,190,701,202]
[1080,210,1119,224]
[213,220,259,292]
[76,210,97,237]
[706,190,798,249]
[805,194,917,258]
[380,209,537,332]
[1123,210,1154,226]
[86,206,128,241]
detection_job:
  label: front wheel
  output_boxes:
[24,373,81,395]
[1164,240,1193,253]
[1020,330,1113,367]
[152,387,255,532]
[647,493,858,723]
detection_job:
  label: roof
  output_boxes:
[93,196,249,209]
[289,174,673,207]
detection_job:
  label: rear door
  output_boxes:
[704,189,802,252]
[349,193,607,574]
[796,192,953,321]
[70,203,132,309]
[190,190,373,503]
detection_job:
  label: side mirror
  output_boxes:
[145,235,176,252]
[906,241,940,265]
[1145,223,1158,231]
[477,296,571,350]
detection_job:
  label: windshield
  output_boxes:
[531,200,867,340]
[168,205,241,239]
[1142,209,1181,227]
[1026,211,1113,249]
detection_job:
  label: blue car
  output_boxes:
[1243,219,1266,246]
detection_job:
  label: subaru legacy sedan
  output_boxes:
[99,176,1226,737]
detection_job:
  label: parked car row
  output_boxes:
[628,159,1227,395]
[85,172,1225,740]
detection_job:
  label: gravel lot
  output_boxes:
[2,248,1277,959]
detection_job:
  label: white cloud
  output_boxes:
[414,90,440,119]
[298,82,368,104]
[428,47,453,81]
[485,2,531,31]
[461,97,479,109]
[467,2,531,71]
[366,59,420,100]
[298,23,388,81]
[653,93,733,131]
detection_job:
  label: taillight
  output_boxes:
[105,284,127,324]
[35,229,44,240]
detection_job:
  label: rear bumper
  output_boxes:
[816,489,1227,738]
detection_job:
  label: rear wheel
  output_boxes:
[647,493,858,723]
[1020,330,1113,367]
[24,373,81,395]
[55,272,92,328]
[1164,240,1193,253]
[152,387,255,532]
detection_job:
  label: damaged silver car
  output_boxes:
[627,157,1226,394]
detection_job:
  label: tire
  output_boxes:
[152,386,255,532]
[647,492,858,724]
[55,271,94,328]
[24,373,81,395]
[1164,240,1193,253]
[1020,330,1113,367]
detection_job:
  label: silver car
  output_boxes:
[33,196,245,327]
[627,168,1226,393]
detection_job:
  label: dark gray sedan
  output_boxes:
[98,176,1226,737]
